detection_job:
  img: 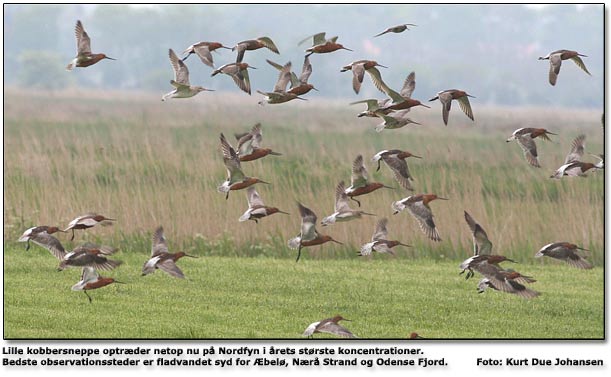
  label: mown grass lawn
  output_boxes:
[3,245,603,339]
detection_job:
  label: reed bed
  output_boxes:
[3,88,604,265]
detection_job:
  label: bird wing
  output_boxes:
[194,45,214,67]
[232,67,251,95]
[75,20,91,54]
[372,218,389,241]
[299,56,313,84]
[151,226,169,256]
[350,98,380,111]
[298,203,318,241]
[236,124,259,156]
[317,322,356,338]
[334,181,352,212]
[80,266,100,284]
[564,134,585,164]
[382,155,414,191]
[273,62,292,92]
[298,32,326,46]
[30,232,67,259]
[350,155,368,188]
[516,135,540,167]
[570,56,591,75]
[438,91,453,125]
[220,133,244,182]
[258,36,279,54]
[157,258,185,278]
[463,211,493,255]
[246,186,265,208]
[549,55,562,86]
[407,200,441,241]
[457,96,474,121]
[400,71,416,99]
[169,49,190,85]
[366,67,391,95]
[347,63,365,94]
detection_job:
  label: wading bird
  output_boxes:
[340,60,388,94]
[373,150,422,191]
[211,62,256,95]
[217,133,269,199]
[59,243,121,271]
[378,73,429,112]
[257,61,307,105]
[162,49,214,101]
[459,254,516,280]
[142,226,197,278]
[358,217,410,256]
[300,32,352,57]
[288,202,343,262]
[233,36,279,63]
[321,181,375,226]
[234,123,281,162]
[538,50,590,86]
[345,155,394,207]
[18,226,66,251]
[303,315,357,338]
[429,89,475,125]
[64,213,115,241]
[459,255,539,299]
[22,231,67,260]
[267,56,317,96]
[392,194,447,241]
[535,242,593,269]
[373,23,417,37]
[550,134,602,178]
[182,41,231,68]
[239,187,289,223]
[66,20,115,71]
[506,127,557,168]
[72,267,125,303]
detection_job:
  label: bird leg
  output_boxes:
[70,229,75,241]
[296,246,303,263]
[84,291,93,303]
[350,196,361,207]
[25,240,31,251]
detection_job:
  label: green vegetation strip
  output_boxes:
[4,247,603,339]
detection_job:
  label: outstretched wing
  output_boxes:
[463,211,493,255]
[548,55,562,86]
[400,71,416,99]
[30,232,67,259]
[299,56,313,84]
[350,155,368,189]
[570,56,591,75]
[297,202,318,241]
[157,258,185,279]
[220,133,244,181]
[334,181,352,212]
[169,49,190,85]
[564,134,585,164]
[406,200,441,241]
[372,218,389,241]
[457,96,474,121]
[516,135,540,168]
[273,62,292,92]
[382,155,414,191]
[151,226,169,256]
[75,20,91,54]
[246,186,265,208]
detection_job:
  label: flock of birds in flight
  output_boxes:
[18,18,602,338]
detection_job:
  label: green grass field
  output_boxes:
[3,246,603,339]
[3,88,604,339]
